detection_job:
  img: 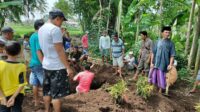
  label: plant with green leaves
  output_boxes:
[194,103,200,112]
[136,76,154,99]
[106,80,128,103]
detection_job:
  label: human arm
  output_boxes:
[73,74,80,81]
[7,71,27,107]
[168,42,176,70]
[52,28,73,76]
[36,36,43,63]
[0,87,6,106]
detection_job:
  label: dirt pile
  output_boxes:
[22,64,198,112]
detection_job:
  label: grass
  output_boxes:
[5,23,82,37]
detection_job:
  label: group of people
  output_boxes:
[0,9,94,112]
[0,8,200,112]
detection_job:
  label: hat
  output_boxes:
[1,26,14,33]
[129,51,133,55]
[49,9,67,21]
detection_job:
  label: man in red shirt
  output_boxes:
[81,31,89,55]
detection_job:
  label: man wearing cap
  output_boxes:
[38,9,73,112]
[133,31,152,80]
[124,51,137,70]
[29,19,44,107]
[0,26,14,60]
[111,33,125,77]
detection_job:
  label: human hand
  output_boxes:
[0,97,7,106]
[167,65,172,70]
[67,67,74,77]
[150,63,154,68]
[7,97,15,107]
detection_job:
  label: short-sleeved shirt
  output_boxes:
[111,38,124,58]
[82,34,88,48]
[74,70,94,93]
[0,60,27,97]
[99,35,111,49]
[63,37,71,50]
[140,38,153,59]
[29,32,42,67]
[153,38,176,72]
[38,23,65,70]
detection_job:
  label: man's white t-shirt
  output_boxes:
[38,22,65,70]
[125,55,135,66]
[99,35,110,49]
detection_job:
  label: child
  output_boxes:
[0,41,27,111]
[23,34,30,66]
[124,51,137,70]
[190,69,200,93]
[73,63,94,93]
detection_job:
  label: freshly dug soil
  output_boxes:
[22,64,199,112]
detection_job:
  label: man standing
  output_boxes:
[99,30,111,64]
[111,33,125,77]
[29,19,44,107]
[133,31,152,80]
[81,31,89,55]
[148,26,175,93]
[0,26,14,60]
[38,9,73,112]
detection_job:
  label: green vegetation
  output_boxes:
[5,23,82,38]
[195,103,200,112]
[136,76,154,99]
[107,80,128,103]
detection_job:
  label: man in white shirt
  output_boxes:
[99,30,111,64]
[38,9,73,112]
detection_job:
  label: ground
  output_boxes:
[22,63,199,112]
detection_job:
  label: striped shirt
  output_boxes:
[111,38,124,58]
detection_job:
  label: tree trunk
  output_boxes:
[188,6,200,68]
[116,0,122,36]
[106,0,111,31]
[98,0,102,35]
[185,0,196,55]
[0,18,5,29]
[194,39,200,76]
[159,0,163,37]
[135,15,140,42]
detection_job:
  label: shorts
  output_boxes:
[43,69,70,99]
[113,56,124,67]
[196,70,200,81]
[101,49,109,57]
[0,94,24,112]
[29,65,44,86]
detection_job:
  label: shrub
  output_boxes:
[177,68,194,84]
[195,103,200,112]
[175,54,188,70]
[106,80,128,103]
[136,76,154,99]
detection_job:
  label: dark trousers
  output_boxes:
[0,94,24,112]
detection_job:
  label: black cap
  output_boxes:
[49,9,67,21]
[1,26,14,33]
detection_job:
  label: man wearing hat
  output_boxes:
[124,51,137,70]
[0,26,14,60]
[38,9,73,112]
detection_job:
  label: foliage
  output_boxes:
[130,41,141,59]
[136,76,154,99]
[194,103,200,112]
[54,0,73,17]
[175,54,188,70]
[106,80,128,100]
[177,68,194,84]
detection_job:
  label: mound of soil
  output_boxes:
[22,64,199,112]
